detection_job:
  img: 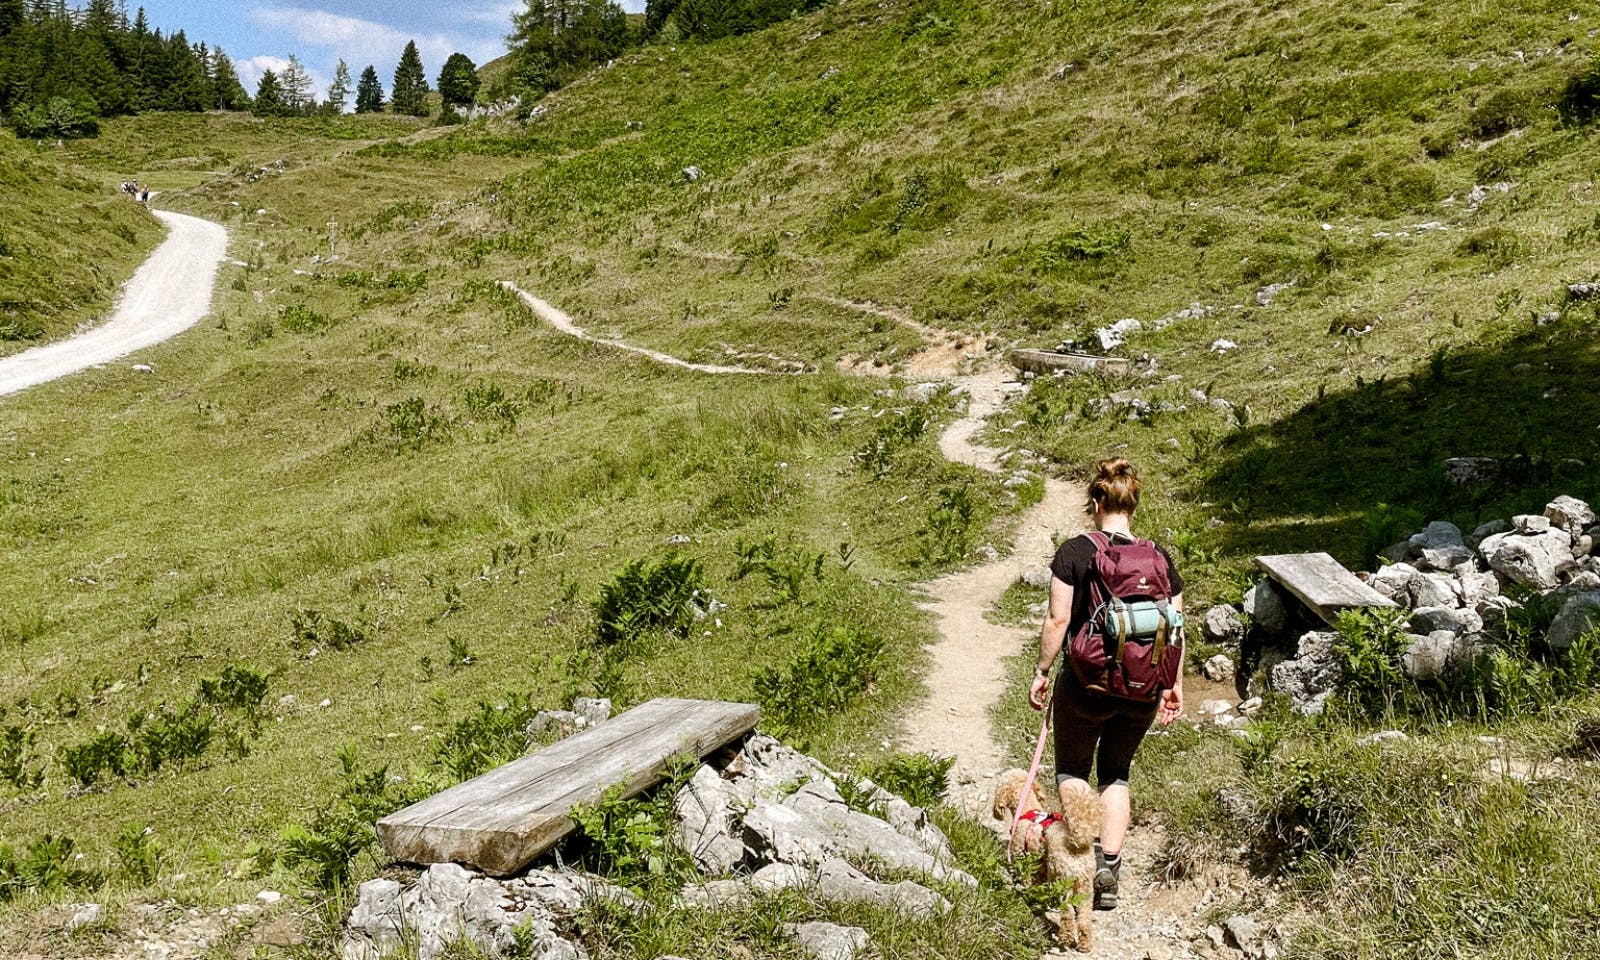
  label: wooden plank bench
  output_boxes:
[377,698,760,876]
[1256,552,1397,626]
[1008,348,1131,377]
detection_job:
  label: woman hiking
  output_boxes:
[1028,457,1184,909]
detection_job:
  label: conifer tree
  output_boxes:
[437,52,478,107]
[354,64,383,113]
[325,58,351,114]
[251,68,285,117]
[209,48,249,110]
[279,53,313,114]
[390,40,428,116]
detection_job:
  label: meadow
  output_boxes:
[4,0,1600,955]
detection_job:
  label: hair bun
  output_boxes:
[1096,457,1136,479]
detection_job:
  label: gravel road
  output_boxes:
[0,209,228,399]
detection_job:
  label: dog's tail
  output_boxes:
[1058,784,1103,851]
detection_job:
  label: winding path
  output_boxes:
[493,281,1215,959]
[0,209,228,398]
[498,281,784,375]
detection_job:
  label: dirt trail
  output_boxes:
[499,283,1220,958]
[0,209,228,399]
[499,282,788,375]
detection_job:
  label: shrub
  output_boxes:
[58,730,129,788]
[855,407,930,477]
[1465,87,1538,139]
[385,396,451,450]
[199,663,270,715]
[1035,223,1131,268]
[432,691,544,781]
[754,626,886,734]
[115,822,163,885]
[461,380,523,429]
[0,721,44,791]
[281,749,413,892]
[863,752,953,808]
[592,555,706,649]
[1559,55,1600,125]
[289,607,372,651]
[0,835,101,900]
[566,758,695,890]
[914,482,979,568]
[278,303,333,334]
[1332,608,1412,713]
[126,699,214,774]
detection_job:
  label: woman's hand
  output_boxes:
[1157,685,1183,725]
[1028,672,1051,710]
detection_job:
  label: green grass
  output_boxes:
[0,136,163,354]
[6,0,1600,954]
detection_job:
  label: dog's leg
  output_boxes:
[1074,889,1093,953]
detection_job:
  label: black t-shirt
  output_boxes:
[1050,532,1184,638]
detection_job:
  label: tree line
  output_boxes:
[503,0,826,98]
[0,1,483,139]
[0,0,249,137]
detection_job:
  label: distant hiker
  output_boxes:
[1028,457,1185,911]
[139,187,149,203]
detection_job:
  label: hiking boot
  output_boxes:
[1093,849,1121,910]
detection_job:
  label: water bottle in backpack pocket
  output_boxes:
[1068,532,1184,700]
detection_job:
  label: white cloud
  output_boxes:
[235,54,329,102]
[248,6,503,81]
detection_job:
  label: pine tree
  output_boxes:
[279,53,313,114]
[436,52,478,107]
[354,64,383,113]
[643,0,680,39]
[0,0,25,38]
[507,0,631,95]
[325,58,351,114]
[209,48,248,110]
[251,68,285,117]
[390,40,428,116]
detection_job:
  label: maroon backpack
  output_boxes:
[1068,531,1183,701]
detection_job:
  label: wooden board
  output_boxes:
[1256,552,1397,625]
[1009,348,1131,376]
[377,698,759,876]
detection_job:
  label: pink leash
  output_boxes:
[1007,705,1052,862]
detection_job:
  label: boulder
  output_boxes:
[724,733,837,806]
[1403,632,1456,681]
[1407,521,1464,555]
[787,921,870,960]
[1457,569,1501,605]
[1020,568,1053,589]
[1445,457,1499,485]
[673,765,748,874]
[1410,572,1462,609]
[1545,496,1596,536]
[1202,606,1245,645]
[1242,579,1291,635]
[1514,514,1552,534]
[1415,544,1475,571]
[1224,915,1263,953]
[342,864,582,960]
[1467,518,1512,549]
[1269,631,1341,716]
[1548,592,1600,650]
[816,858,949,919]
[1202,653,1236,682]
[1409,606,1483,636]
[1369,563,1420,602]
[1480,529,1576,590]
[573,698,611,726]
[67,903,103,931]
[1475,595,1519,641]
[901,382,943,404]
[527,709,584,740]
[743,782,974,885]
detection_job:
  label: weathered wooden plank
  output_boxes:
[1009,348,1131,376]
[1256,552,1396,625]
[377,698,759,875]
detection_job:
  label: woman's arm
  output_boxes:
[1029,576,1074,709]
[1158,592,1185,724]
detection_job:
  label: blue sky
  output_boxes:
[133,1,648,99]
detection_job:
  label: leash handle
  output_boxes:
[1007,705,1052,862]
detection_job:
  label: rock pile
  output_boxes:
[342,724,962,960]
[1203,495,1600,715]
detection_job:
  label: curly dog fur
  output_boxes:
[994,768,1102,952]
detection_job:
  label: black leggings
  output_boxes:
[1052,668,1158,788]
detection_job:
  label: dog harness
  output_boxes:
[1018,809,1061,831]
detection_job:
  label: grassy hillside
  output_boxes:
[0,137,163,354]
[3,0,1600,956]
